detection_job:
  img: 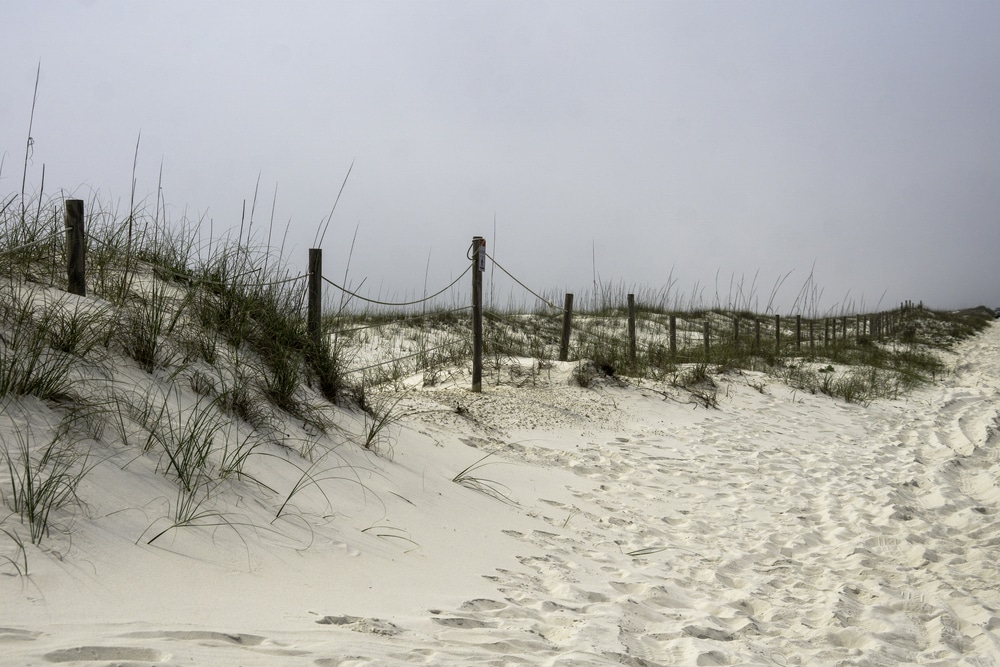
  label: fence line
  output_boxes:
[1,201,918,394]
[9,199,479,390]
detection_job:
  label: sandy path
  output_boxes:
[4,325,1000,665]
[400,325,1000,665]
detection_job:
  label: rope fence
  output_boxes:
[322,264,470,308]
[0,228,64,259]
[3,199,919,394]
[469,239,912,384]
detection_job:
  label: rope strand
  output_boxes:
[483,251,564,311]
[345,337,468,375]
[0,229,63,258]
[323,263,471,307]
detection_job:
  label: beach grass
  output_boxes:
[0,186,994,570]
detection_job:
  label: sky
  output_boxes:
[2,0,999,314]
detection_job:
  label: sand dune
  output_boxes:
[3,324,1000,665]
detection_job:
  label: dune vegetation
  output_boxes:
[0,185,993,574]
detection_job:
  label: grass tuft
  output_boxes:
[452,453,514,504]
[0,418,92,544]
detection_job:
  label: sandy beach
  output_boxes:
[5,3,1000,664]
[3,318,1000,666]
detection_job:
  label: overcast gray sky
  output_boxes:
[2,0,999,313]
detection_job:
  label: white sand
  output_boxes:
[3,322,1000,665]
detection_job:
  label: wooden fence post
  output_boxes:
[809,319,815,349]
[472,236,485,392]
[795,315,801,351]
[559,293,573,362]
[703,318,711,355]
[308,248,322,348]
[65,199,86,296]
[775,314,781,352]
[755,318,761,349]
[669,315,677,356]
[842,316,848,342]
[627,293,637,365]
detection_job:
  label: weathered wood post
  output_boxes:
[559,293,573,362]
[65,199,86,296]
[775,314,781,352]
[842,316,848,342]
[472,236,485,392]
[627,293,637,365]
[669,315,677,356]
[809,319,815,349]
[733,316,740,349]
[703,318,711,355]
[308,248,322,349]
[795,315,802,351]
[824,318,830,346]
[755,318,761,349]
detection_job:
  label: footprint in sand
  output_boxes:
[314,657,375,667]
[0,627,42,643]
[430,616,496,629]
[118,630,311,658]
[122,630,267,645]
[43,646,166,663]
[458,598,508,612]
[315,615,404,636]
